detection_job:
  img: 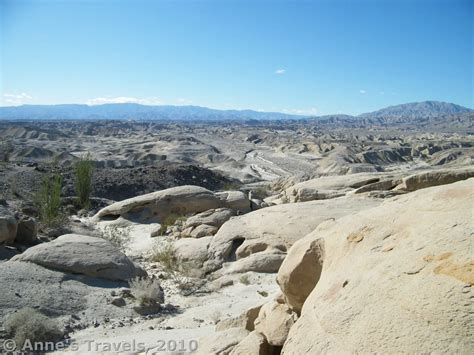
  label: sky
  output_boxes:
[0,0,472,115]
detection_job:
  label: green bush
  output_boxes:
[37,173,62,225]
[4,307,63,349]
[74,152,93,208]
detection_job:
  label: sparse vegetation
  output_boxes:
[74,152,94,209]
[99,224,131,251]
[150,241,178,272]
[130,277,164,306]
[36,172,63,226]
[222,182,241,191]
[257,290,268,297]
[158,213,186,236]
[239,274,250,285]
[252,186,270,200]
[4,308,63,350]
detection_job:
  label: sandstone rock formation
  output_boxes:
[283,178,474,353]
[207,196,381,272]
[394,166,474,191]
[254,300,297,346]
[93,185,250,223]
[276,232,325,314]
[12,234,145,281]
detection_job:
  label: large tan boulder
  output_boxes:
[93,186,249,223]
[283,179,474,353]
[207,196,381,271]
[230,331,270,355]
[198,327,249,355]
[12,234,145,281]
[277,232,325,314]
[254,300,297,346]
[0,207,17,245]
[394,167,474,192]
[216,304,262,332]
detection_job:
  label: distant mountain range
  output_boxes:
[0,100,471,121]
[359,101,472,119]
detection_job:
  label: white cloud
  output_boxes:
[176,98,193,105]
[359,89,367,94]
[275,69,286,75]
[281,107,318,116]
[86,96,164,106]
[2,92,35,106]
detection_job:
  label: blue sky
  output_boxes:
[0,0,472,115]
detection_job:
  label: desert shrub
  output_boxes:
[222,182,240,191]
[252,186,270,200]
[239,274,250,285]
[36,172,63,225]
[99,225,131,251]
[129,277,164,306]
[158,213,185,236]
[4,307,63,349]
[150,241,178,272]
[74,152,93,208]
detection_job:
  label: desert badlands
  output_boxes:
[0,106,473,354]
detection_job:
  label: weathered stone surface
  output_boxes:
[277,233,325,314]
[185,208,234,228]
[207,196,381,271]
[12,234,145,281]
[216,191,251,214]
[254,300,297,346]
[190,224,218,238]
[394,167,474,192]
[93,185,249,223]
[224,252,287,274]
[216,304,262,332]
[230,331,270,355]
[0,261,132,324]
[281,173,385,203]
[283,179,474,353]
[198,327,249,355]
[0,207,17,245]
[174,236,211,275]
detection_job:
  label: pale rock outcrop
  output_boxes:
[283,179,474,353]
[198,327,249,355]
[174,236,211,275]
[185,208,234,229]
[230,331,270,355]
[224,252,287,274]
[394,167,474,192]
[216,191,251,213]
[0,207,17,245]
[190,224,219,238]
[216,304,263,332]
[12,234,145,281]
[281,173,385,203]
[254,300,297,346]
[93,186,249,223]
[276,232,325,314]
[207,196,381,271]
